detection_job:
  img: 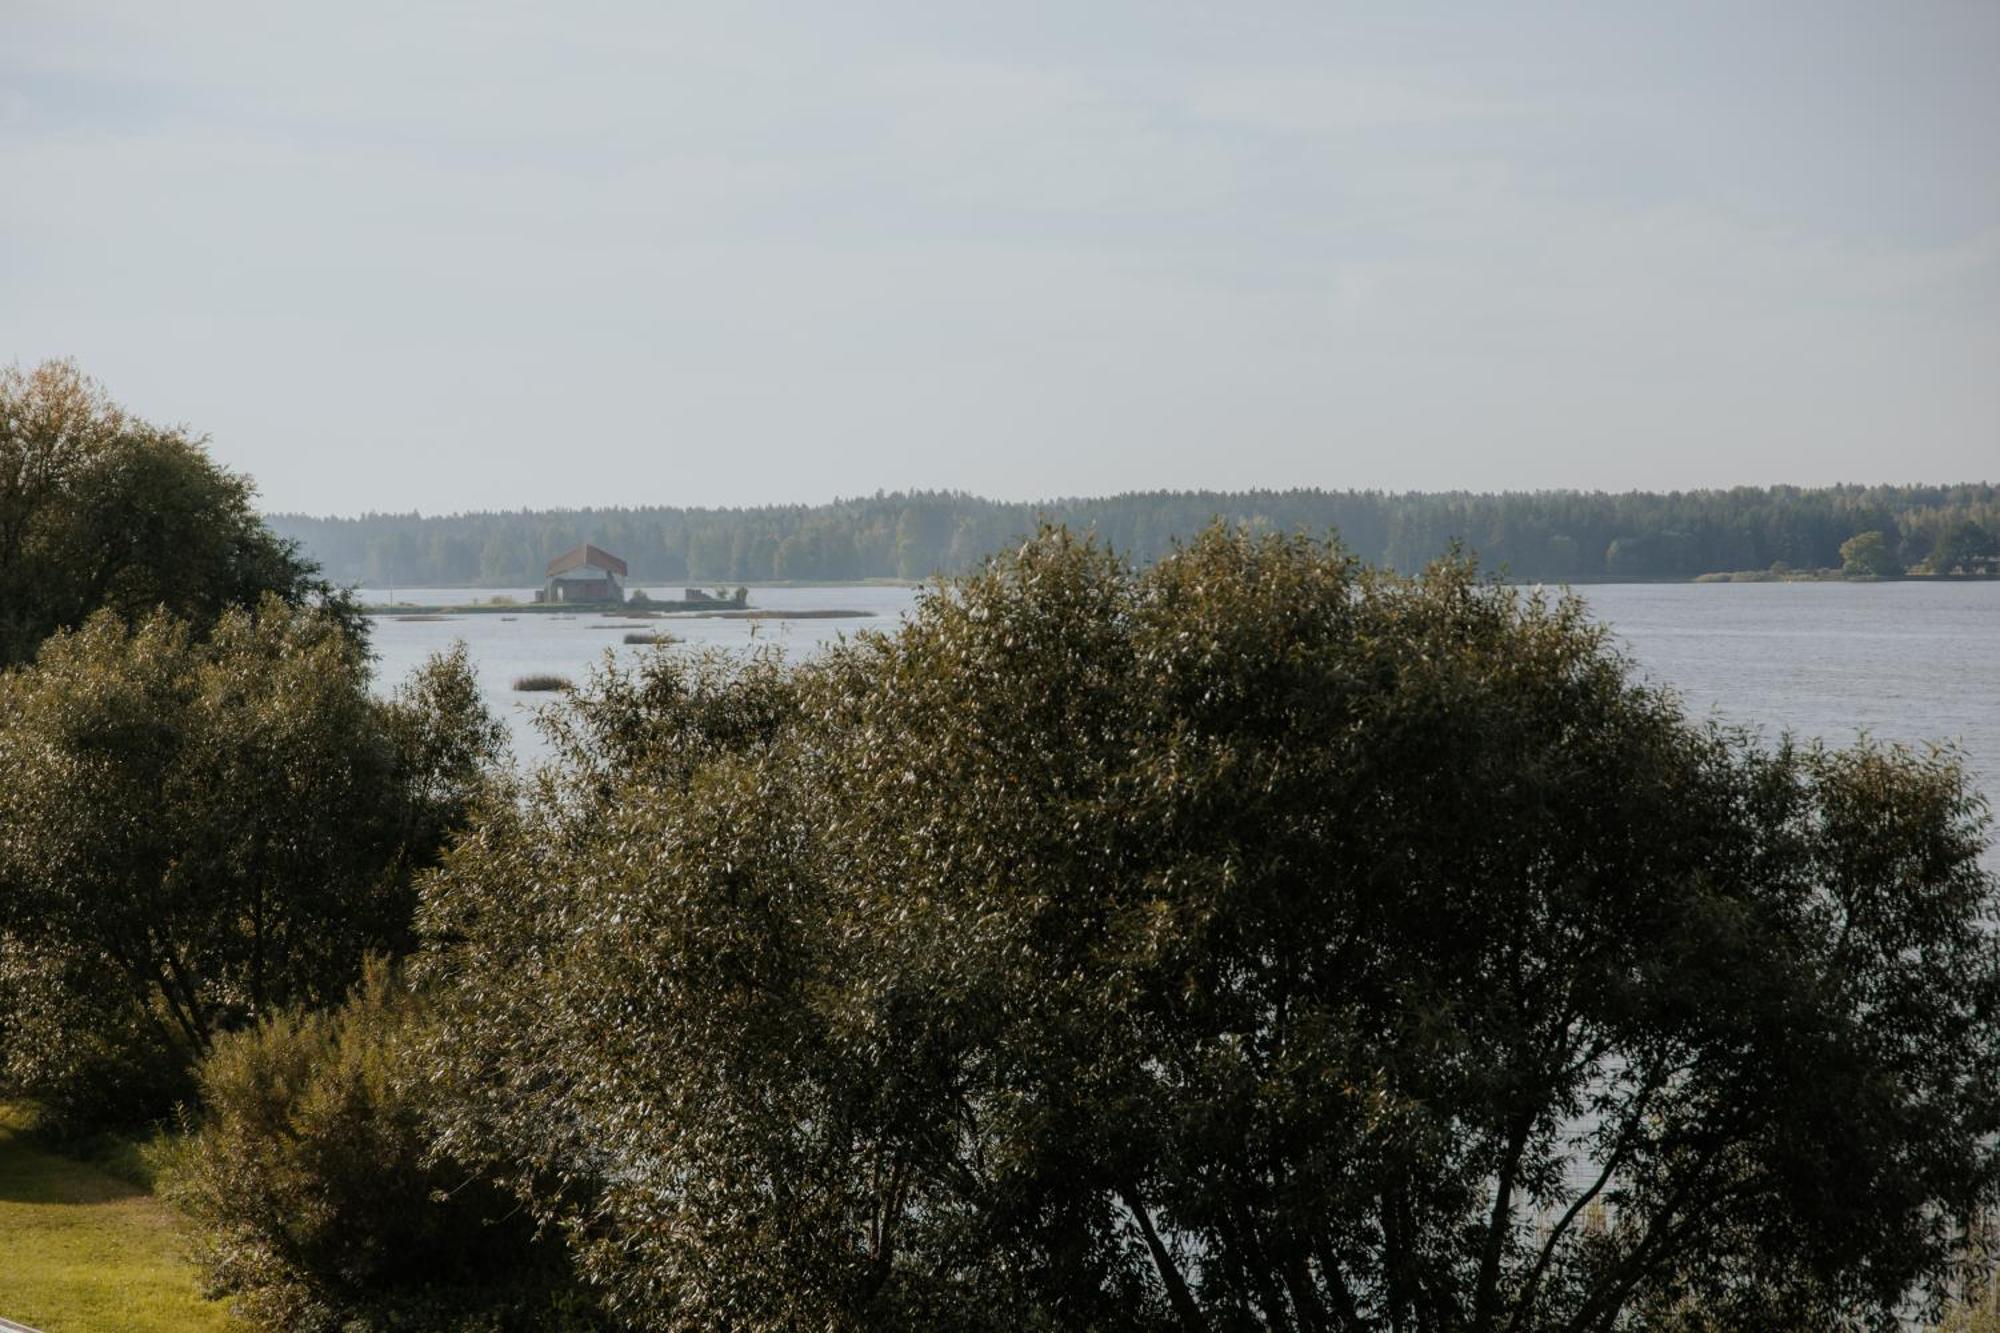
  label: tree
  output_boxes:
[1544,532,1581,576]
[418,527,2000,1331]
[773,532,813,580]
[0,602,503,1130]
[264,485,2000,588]
[1931,520,1997,575]
[0,360,355,666]
[1840,529,1902,578]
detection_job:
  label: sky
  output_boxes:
[3,2,1996,516]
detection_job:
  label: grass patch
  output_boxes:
[512,673,572,692]
[623,632,674,645]
[0,1104,229,1333]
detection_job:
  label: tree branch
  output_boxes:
[1121,1181,1207,1333]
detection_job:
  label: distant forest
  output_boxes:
[267,484,2000,587]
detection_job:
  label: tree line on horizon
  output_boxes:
[268,484,2000,588]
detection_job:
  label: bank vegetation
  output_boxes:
[5,363,1999,1331]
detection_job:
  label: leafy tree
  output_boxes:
[418,527,2000,1331]
[0,603,502,1130]
[1931,520,1997,574]
[1840,529,1902,577]
[0,360,355,665]
[157,958,600,1332]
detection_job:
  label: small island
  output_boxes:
[364,543,754,615]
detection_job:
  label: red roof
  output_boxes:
[546,543,628,578]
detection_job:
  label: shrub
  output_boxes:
[157,959,599,1332]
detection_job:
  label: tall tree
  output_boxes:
[0,360,354,665]
[0,602,502,1130]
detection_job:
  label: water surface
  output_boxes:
[1584,582,1999,796]
[365,585,916,762]
[366,583,2000,854]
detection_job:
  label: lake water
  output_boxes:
[364,584,918,761]
[366,582,2000,858]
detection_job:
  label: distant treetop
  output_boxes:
[1,359,355,665]
[265,482,2000,588]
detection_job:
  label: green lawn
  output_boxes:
[0,1106,230,1333]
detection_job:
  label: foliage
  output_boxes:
[385,640,510,855]
[0,359,357,666]
[0,603,503,1132]
[156,959,598,1332]
[417,526,2000,1332]
[267,482,2000,586]
[512,672,572,691]
[0,934,191,1132]
[1937,1285,2000,1332]
[1931,520,1998,574]
[1840,529,1902,577]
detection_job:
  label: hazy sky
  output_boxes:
[4,2,1995,515]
